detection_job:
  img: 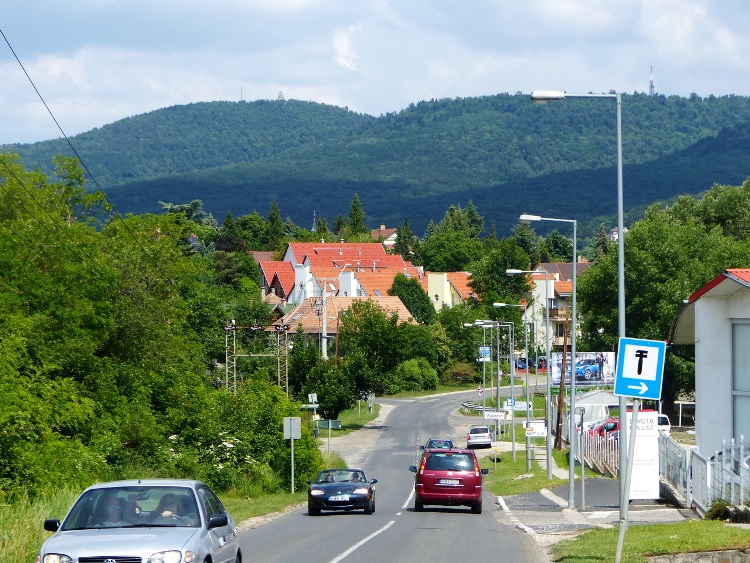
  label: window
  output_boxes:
[733,323,750,440]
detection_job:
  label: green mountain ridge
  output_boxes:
[7,93,750,236]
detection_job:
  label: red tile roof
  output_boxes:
[274,296,416,334]
[259,261,296,296]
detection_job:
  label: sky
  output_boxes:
[2,0,750,145]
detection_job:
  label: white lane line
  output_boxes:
[329,520,396,563]
[497,496,536,535]
[402,488,415,510]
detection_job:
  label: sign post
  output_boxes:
[308,393,319,437]
[613,338,667,563]
[283,417,302,493]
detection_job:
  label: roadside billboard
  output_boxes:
[550,351,615,387]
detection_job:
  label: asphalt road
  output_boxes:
[238,390,548,562]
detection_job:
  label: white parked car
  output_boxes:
[466,425,493,448]
[657,414,672,436]
[37,479,241,563]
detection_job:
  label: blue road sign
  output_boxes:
[614,337,667,400]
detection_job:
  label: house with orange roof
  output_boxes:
[423,272,474,310]
[259,261,295,301]
[371,224,398,247]
[269,241,421,305]
[273,295,416,359]
[516,262,592,354]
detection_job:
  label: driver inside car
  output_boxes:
[151,493,194,525]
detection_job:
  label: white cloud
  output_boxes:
[2,0,750,143]
[333,23,363,71]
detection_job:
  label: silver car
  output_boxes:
[466,425,493,448]
[37,479,241,563]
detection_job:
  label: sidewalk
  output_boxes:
[495,445,697,542]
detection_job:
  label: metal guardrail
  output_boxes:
[461,401,488,411]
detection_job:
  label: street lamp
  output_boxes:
[519,213,577,510]
[506,268,553,480]
[463,322,490,416]
[494,303,528,467]
[531,89,626,515]
[495,303,534,470]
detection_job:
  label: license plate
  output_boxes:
[439,479,459,485]
[328,495,350,501]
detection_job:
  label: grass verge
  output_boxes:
[551,520,750,562]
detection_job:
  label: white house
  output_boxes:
[671,268,750,456]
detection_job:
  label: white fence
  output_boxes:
[578,431,749,514]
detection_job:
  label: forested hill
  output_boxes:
[7,93,750,236]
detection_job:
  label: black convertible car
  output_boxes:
[307,468,377,515]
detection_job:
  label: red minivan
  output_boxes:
[409,449,489,514]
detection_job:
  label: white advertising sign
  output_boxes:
[625,410,659,500]
[525,421,546,437]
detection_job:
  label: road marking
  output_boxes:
[402,488,414,510]
[589,511,613,519]
[498,496,536,535]
[329,520,395,563]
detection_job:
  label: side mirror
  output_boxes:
[419,445,425,450]
[370,479,378,484]
[44,519,60,532]
[408,466,417,473]
[207,514,229,529]
[306,480,312,485]
[481,469,489,475]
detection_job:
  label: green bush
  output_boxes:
[705,499,729,520]
[442,362,477,386]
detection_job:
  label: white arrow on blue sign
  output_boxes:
[614,337,667,400]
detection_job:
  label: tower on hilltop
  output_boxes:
[649,66,655,96]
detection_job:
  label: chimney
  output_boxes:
[380,224,385,230]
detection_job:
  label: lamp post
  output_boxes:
[501,321,516,460]
[519,213,577,509]
[463,322,490,417]
[506,269,553,480]
[494,302,529,468]
[531,89,626,516]
[476,320,502,442]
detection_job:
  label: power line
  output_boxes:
[0,156,112,280]
[1,28,161,270]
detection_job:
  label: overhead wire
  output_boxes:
[0,28,161,271]
[0,156,112,280]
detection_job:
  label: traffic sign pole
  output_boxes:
[613,337,666,563]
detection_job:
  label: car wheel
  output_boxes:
[471,501,482,514]
[364,500,373,515]
[584,369,592,380]
[415,500,424,512]
[308,503,320,516]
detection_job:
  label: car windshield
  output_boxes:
[316,470,367,483]
[424,453,474,471]
[60,486,200,530]
[427,439,452,448]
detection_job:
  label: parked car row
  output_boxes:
[514,357,548,369]
[582,413,672,440]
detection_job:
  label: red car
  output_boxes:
[409,449,488,514]
[590,417,619,437]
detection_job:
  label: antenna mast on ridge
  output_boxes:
[649,66,655,96]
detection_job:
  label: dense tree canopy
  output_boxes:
[578,178,750,409]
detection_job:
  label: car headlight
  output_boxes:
[352,487,370,495]
[148,551,194,563]
[309,489,325,496]
[42,556,73,563]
